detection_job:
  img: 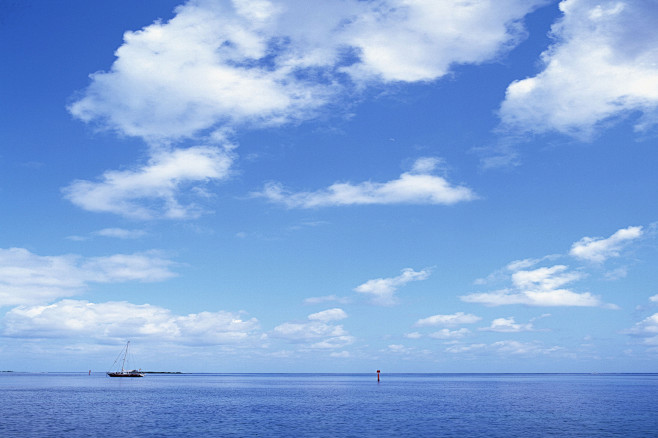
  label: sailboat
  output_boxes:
[107,341,144,377]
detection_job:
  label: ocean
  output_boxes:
[1,373,657,437]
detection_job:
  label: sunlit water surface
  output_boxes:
[1,373,657,437]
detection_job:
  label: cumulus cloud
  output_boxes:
[69,228,147,241]
[80,253,178,283]
[271,309,353,349]
[499,0,658,138]
[475,258,533,285]
[624,313,658,346]
[415,312,481,327]
[259,158,476,208]
[506,258,544,271]
[480,317,534,333]
[490,340,562,356]
[446,340,562,356]
[386,344,414,354]
[604,267,629,281]
[271,321,345,340]
[1,299,259,345]
[462,264,612,307]
[307,308,347,322]
[303,295,352,305]
[68,0,334,141]
[330,351,350,358]
[468,225,647,307]
[342,0,548,83]
[63,146,234,220]
[65,0,545,218]
[444,343,487,354]
[70,0,546,142]
[428,328,470,340]
[569,225,643,263]
[93,228,148,239]
[354,268,430,306]
[0,248,177,307]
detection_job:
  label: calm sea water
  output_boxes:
[1,373,657,437]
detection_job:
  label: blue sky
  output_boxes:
[2,0,658,373]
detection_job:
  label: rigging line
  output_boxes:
[108,343,127,372]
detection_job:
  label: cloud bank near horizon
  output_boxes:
[2,299,259,346]
[0,248,177,307]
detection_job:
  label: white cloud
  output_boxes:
[271,309,354,349]
[386,344,414,354]
[490,340,562,356]
[512,265,582,291]
[260,158,476,208]
[1,299,259,345]
[604,267,628,281]
[307,308,347,322]
[466,225,648,307]
[342,0,548,82]
[0,248,177,307]
[69,0,545,142]
[415,312,481,327]
[446,340,562,356]
[310,336,354,350]
[480,317,534,333]
[80,253,178,283]
[63,146,233,220]
[65,0,541,218]
[570,225,643,263]
[650,295,658,303]
[410,157,441,174]
[271,321,345,340]
[93,228,147,239]
[354,268,430,306]
[445,343,487,354]
[303,295,352,305]
[330,351,351,358]
[68,0,335,142]
[462,289,601,307]
[428,328,470,340]
[462,264,611,307]
[506,258,543,271]
[474,256,563,286]
[500,0,658,137]
[475,257,545,286]
[624,313,658,346]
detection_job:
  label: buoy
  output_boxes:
[377,369,380,382]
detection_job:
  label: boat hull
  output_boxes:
[107,372,144,377]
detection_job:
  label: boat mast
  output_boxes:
[121,341,130,372]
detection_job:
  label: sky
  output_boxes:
[1,0,658,373]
